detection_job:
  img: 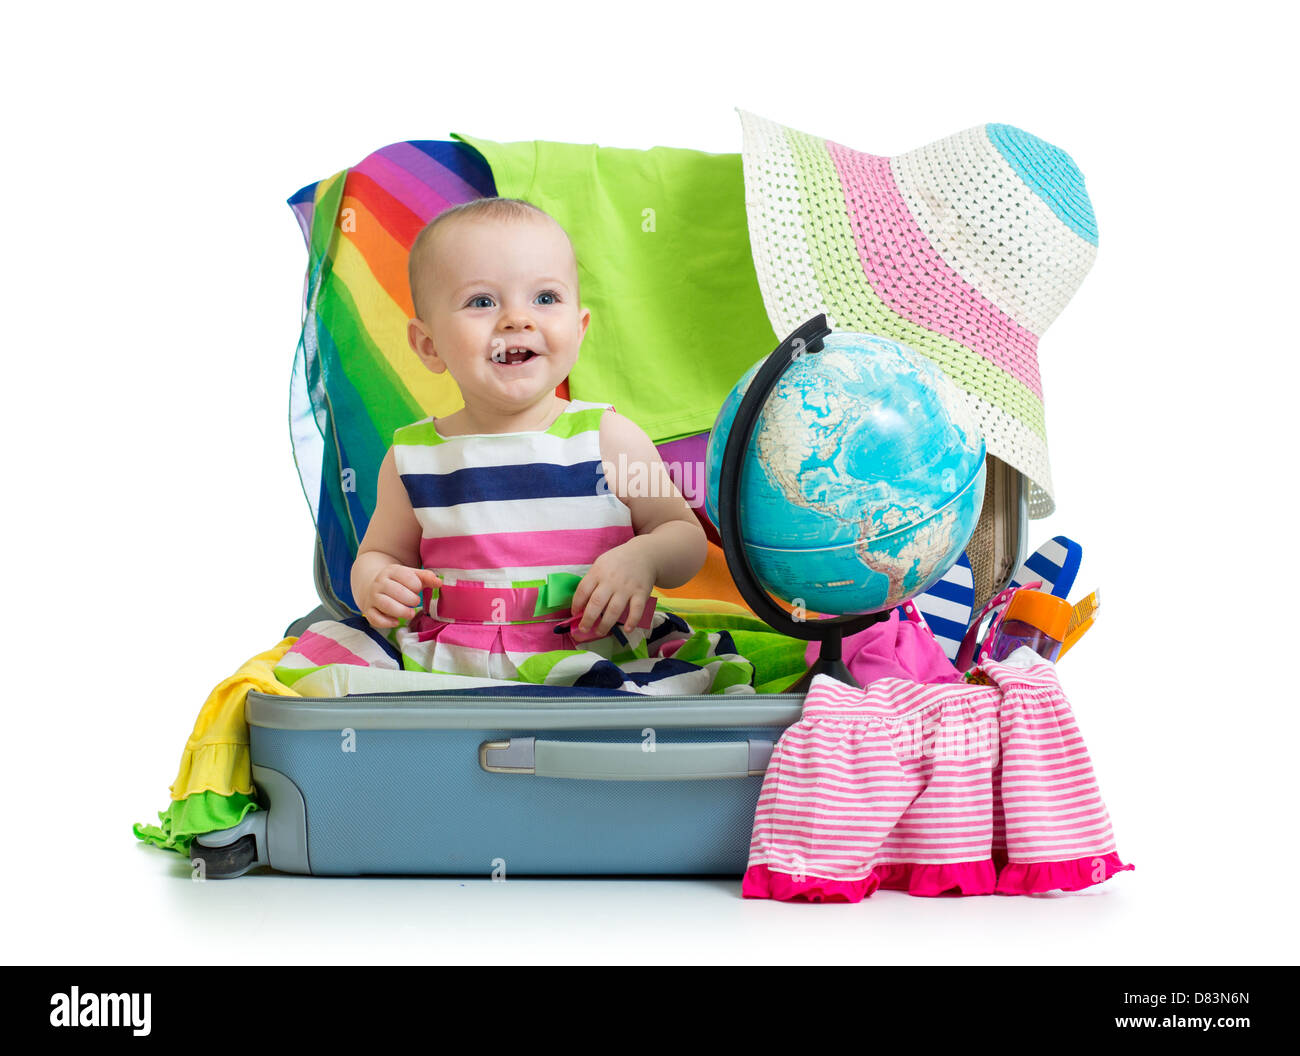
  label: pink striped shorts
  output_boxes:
[743,660,1134,901]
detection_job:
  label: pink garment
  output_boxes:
[744,661,1134,902]
[804,608,964,687]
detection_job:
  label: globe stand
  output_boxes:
[787,625,858,695]
[717,314,890,694]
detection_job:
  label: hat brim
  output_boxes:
[736,109,1099,519]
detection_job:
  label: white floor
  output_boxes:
[13,832,1278,964]
[15,747,1291,966]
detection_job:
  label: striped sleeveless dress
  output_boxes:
[277,399,756,695]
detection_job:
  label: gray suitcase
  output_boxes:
[193,685,803,878]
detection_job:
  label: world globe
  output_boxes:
[705,330,987,617]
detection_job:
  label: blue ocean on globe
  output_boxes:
[705,331,987,616]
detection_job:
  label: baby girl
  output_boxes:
[304,196,752,692]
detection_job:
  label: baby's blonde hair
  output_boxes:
[407,197,579,322]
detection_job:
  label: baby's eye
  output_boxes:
[467,295,495,308]
[535,290,559,305]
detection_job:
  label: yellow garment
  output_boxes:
[169,637,301,801]
[652,592,753,618]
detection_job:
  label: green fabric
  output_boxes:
[273,663,322,688]
[450,132,780,444]
[673,616,810,694]
[533,571,583,616]
[133,792,259,857]
[514,649,587,684]
[668,634,757,694]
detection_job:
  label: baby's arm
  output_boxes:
[570,411,707,636]
[352,447,443,629]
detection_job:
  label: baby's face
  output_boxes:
[409,216,589,415]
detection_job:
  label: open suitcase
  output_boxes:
[190,128,1033,879]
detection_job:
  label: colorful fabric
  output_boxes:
[289,141,497,611]
[133,638,302,856]
[736,109,1100,518]
[449,130,779,443]
[654,431,710,517]
[657,607,810,694]
[276,599,810,697]
[162,638,300,799]
[743,661,1133,901]
[275,400,758,695]
[803,609,964,689]
[133,791,259,858]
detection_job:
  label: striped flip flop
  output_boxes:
[898,551,975,663]
[1010,536,1082,599]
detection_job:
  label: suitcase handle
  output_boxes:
[479,737,773,780]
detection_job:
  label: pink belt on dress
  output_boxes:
[427,576,657,644]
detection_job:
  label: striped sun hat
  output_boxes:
[737,109,1098,518]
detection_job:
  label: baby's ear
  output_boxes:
[406,318,426,353]
[408,319,445,373]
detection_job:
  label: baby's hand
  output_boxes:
[362,565,443,629]
[570,541,657,638]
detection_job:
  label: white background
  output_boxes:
[3,0,1295,965]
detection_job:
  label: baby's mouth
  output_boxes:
[490,347,539,366]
